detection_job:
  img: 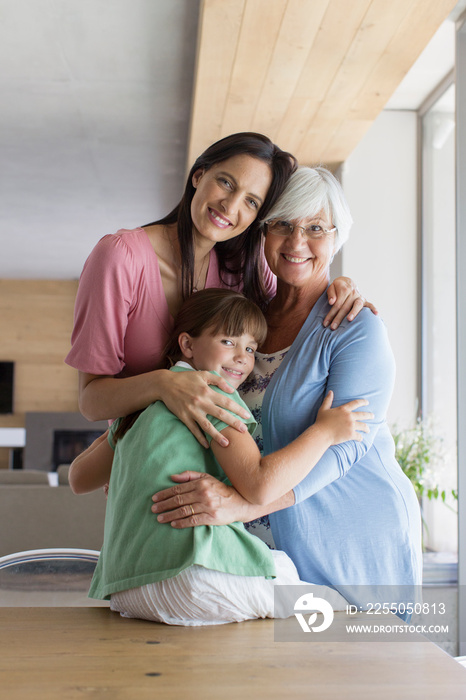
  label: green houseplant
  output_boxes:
[392,418,457,503]
[392,418,457,548]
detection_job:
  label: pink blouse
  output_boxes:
[65,228,275,378]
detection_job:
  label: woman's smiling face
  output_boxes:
[190,154,273,245]
[264,211,337,291]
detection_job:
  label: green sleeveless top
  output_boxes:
[89,366,276,600]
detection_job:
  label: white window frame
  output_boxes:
[456,15,466,656]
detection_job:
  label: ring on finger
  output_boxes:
[189,504,195,516]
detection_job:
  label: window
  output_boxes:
[420,81,457,553]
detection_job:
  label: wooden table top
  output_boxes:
[1,607,465,699]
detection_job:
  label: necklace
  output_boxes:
[167,228,209,293]
[193,253,208,292]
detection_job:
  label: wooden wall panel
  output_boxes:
[297,0,416,163]
[250,0,331,138]
[0,448,10,470]
[187,0,246,164]
[14,364,79,414]
[220,0,286,136]
[0,280,79,429]
[304,0,460,164]
[189,0,458,170]
[275,0,373,157]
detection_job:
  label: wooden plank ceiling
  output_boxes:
[188,0,457,171]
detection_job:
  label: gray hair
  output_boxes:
[262,166,353,251]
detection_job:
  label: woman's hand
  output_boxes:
[151,471,250,527]
[325,277,378,329]
[158,370,251,448]
[316,391,373,444]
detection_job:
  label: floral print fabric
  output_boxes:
[240,348,290,549]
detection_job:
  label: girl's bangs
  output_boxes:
[208,300,267,346]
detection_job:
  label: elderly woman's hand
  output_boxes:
[151,471,250,527]
[325,277,378,330]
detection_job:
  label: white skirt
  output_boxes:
[110,550,347,626]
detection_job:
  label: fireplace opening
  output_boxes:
[52,430,104,472]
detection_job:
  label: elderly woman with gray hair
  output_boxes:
[152,166,423,616]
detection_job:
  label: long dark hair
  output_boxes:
[113,289,267,442]
[143,133,297,308]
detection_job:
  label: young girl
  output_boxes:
[69,289,371,626]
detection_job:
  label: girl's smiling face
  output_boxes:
[190,154,272,246]
[178,328,258,389]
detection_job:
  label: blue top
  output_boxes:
[263,292,422,613]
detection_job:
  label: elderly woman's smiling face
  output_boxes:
[264,210,337,290]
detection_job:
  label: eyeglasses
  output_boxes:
[265,219,337,240]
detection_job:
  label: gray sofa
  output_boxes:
[0,466,106,557]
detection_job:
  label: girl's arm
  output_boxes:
[152,394,371,522]
[211,392,371,506]
[68,431,114,495]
